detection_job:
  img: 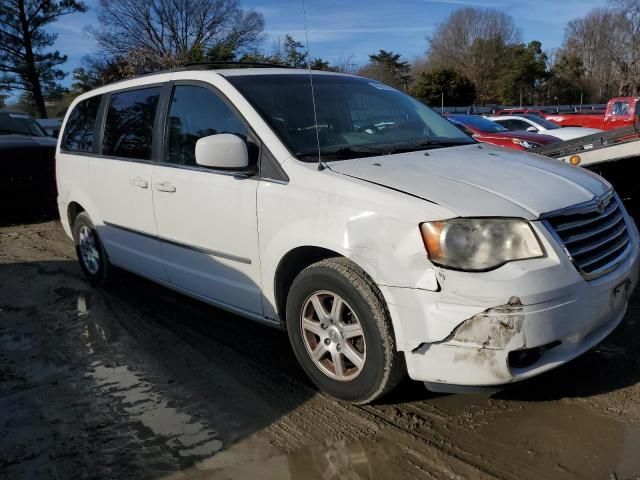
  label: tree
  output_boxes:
[280,34,307,68]
[239,34,337,70]
[608,0,640,96]
[494,41,549,105]
[411,69,475,107]
[561,1,640,100]
[0,0,87,118]
[309,58,336,71]
[547,53,585,104]
[358,50,411,90]
[562,7,621,102]
[91,0,265,75]
[427,8,520,103]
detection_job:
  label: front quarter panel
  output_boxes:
[257,160,455,349]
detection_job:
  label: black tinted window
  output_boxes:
[103,87,161,159]
[166,85,247,166]
[228,74,472,161]
[0,113,46,137]
[502,119,532,131]
[62,96,102,151]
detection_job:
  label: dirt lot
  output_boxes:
[1,215,640,480]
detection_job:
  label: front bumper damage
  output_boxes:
[389,220,640,389]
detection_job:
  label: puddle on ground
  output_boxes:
[87,363,223,459]
[425,394,640,479]
[159,395,640,480]
[162,431,396,480]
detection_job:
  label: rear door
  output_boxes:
[151,82,263,315]
[89,85,168,281]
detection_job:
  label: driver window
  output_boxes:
[166,85,248,166]
[611,101,630,116]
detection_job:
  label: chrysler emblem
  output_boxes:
[596,196,608,214]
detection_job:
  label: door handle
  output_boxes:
[130,177,148,189]
[154,181,176,193]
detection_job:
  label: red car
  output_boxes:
[546,97,639,130]
[447,115,559,151]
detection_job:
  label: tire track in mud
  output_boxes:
[0,221,491,478]
[96,275,497,478]
[3,220,640,479]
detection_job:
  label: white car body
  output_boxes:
[56,68,639,392]
[487,115,603,141]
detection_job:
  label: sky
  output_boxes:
[45,0,606,92]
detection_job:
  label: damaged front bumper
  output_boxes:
[394,221,640,388]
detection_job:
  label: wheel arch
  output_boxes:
[67,201,85,229]
[274,246,341,326]
[273,245,390,328]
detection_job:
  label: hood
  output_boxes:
[0,134,56,152]
[553,127,602,135]
[327,144,610,219]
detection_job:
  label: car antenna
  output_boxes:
[301,0,324,171]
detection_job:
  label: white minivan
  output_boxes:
[56,65,639,403]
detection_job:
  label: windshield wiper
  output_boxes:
[295,139,474,161]
[387,138,475,153]
[296,145,390,160]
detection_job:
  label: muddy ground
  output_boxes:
[1,214,640,480]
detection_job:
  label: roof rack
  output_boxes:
[179,61,296,70]
[85,61,301,90]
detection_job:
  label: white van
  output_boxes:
[56,66,639,403]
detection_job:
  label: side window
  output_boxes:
[166,85,248,166]
[611,101,630,116]
[62,95,102,152]
[511,120,534,131]
[103,87,161,160]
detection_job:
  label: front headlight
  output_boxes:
[420,218,544,271]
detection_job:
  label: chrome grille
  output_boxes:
[543,191,631,279]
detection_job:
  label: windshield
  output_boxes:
[449,115,509,133]
[226,74,474,161]
[0,113,47,136]
[523,115,559,130]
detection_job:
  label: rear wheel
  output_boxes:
[73,212,114,286]
[286,258,404,404]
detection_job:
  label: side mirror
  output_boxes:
[526,126,538,133]
[195,134,248,169]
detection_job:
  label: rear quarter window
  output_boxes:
[61,95,102,152]
[102,87,161,160]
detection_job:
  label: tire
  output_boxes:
[72,212,114,286]
[286,257,405,404]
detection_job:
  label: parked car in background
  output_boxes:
[447,114,559,150]
[0,110,49,137]
[37,118,63,138]
[0,111,57,219]
[57,66,638,404]
[487,115,603,141]
[546,97,639,130]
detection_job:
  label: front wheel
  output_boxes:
[286,258,405,404]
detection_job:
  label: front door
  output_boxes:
[151,83,263,315]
